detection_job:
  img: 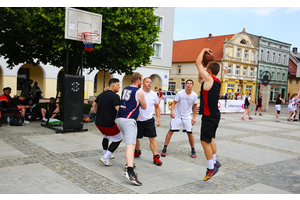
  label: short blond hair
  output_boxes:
[131,72,143,83]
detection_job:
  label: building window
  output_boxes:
[289,78,292,85]
[271,72,274,80]
[153,43,162,58]
[250,68,254,77]
[157,16,164,32]
[237,48,241,58]
[177,65,181,74]
[266,51,270,62]
[236,66,240,76]
[277,73,280,80]
[244,50,249,60]
[272,52,276,63]
[168,81,176,91]
[278,53,281,64]
[282,73,285,81]
[240,40,246,44]
[260,49,264,60]
[228,65,232,75]
[17,68,30,90]
[180,81,186,89]
[283,54,286,65]
[243,67,247,76]
[251,51,255,61]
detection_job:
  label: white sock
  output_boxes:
[103,150,107,155]
[104,150,112,159]
[213,154,217,164]
[207,159,214,170]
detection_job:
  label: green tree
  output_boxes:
[0,7,160,75]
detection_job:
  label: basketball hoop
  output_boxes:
[81,32,99,51]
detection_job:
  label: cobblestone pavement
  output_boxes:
[0,103,300,194]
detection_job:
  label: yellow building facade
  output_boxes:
[221,29,259,101]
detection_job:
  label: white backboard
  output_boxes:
[65,7,102,44]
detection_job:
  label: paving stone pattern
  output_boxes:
[0,103,300,194]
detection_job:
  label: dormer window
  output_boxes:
[240,40,246,44]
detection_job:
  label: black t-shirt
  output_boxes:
[95,90,120,127]
[8,97,20,108]
[244,97,250,106]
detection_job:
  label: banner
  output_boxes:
[224,100,245,113]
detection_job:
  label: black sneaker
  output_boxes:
[191,149,197,158]
[124,170,142,186]
[214,160,221,169]
[259,114,262,116]
[161,148,167,157]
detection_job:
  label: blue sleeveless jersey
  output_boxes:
[117,86,140,120]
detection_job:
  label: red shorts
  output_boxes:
[96,123,120,136]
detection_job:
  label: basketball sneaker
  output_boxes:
[99,157,112,166]
[124,170,142,186]
[110,154,115,159]
[134,149,141,157]
[214,160,221,169]
[203,167,218,181]
[249,117,253,120]
[241,117,245,121]
[161,148,167,157]
[191,149,197,158]
[124,163,136,171]
[153,154,162,166]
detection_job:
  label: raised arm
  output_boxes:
[195,48,214,90]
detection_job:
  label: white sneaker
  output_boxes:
[123,171,142,186]
[110,154,115,159]
[23,120,30,124]
[42,117,47,122]
[99,157,112,166]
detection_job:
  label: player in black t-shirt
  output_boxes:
[92,78,123,166]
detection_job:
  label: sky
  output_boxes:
[173,7,300,50]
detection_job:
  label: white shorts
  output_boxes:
[275,104,281,111]
[116,118,137,145]
[103,132,123,143]
[288,104,294,112]
[169,116,193,133]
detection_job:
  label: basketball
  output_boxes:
[203,51,214,66]
[83,116,90,123]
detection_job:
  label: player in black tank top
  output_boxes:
[195,48,222,181]
[255,92,263,116]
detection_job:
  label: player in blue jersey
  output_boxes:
[117,72,147,186]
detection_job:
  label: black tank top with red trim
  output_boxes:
[199,76,221,117]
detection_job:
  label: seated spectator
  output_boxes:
[41,97,60,121]
[7,94,30,124]
[0,87,12,108]
[0,98,9,127]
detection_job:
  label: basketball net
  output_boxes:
[82,32,99,52]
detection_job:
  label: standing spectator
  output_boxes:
[31,81,42,103]
[255,92,263,116]
[241,93,255,121]
[158,88,163,98]
[21,79,33,104]
[275,94,285,122]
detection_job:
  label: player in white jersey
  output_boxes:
[135,77,162,166]
[161,79,198,158]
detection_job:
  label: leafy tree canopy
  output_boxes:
[0,7,160,75]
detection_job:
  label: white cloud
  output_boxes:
[249,7,280,16]
[284,7,300,13]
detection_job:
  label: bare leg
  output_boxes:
[135,139,140,151]
[187,133,195,148]
[125,144,135,167]
[149,137,158,155]
[164,131,174,146]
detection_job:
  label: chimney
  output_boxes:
[293,47,298,54]
[208,33,212,40]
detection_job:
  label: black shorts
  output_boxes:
[200,115,220,143]
[137,117,157,138]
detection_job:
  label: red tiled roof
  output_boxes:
[289,59,297,76]
[172,34,234,63]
